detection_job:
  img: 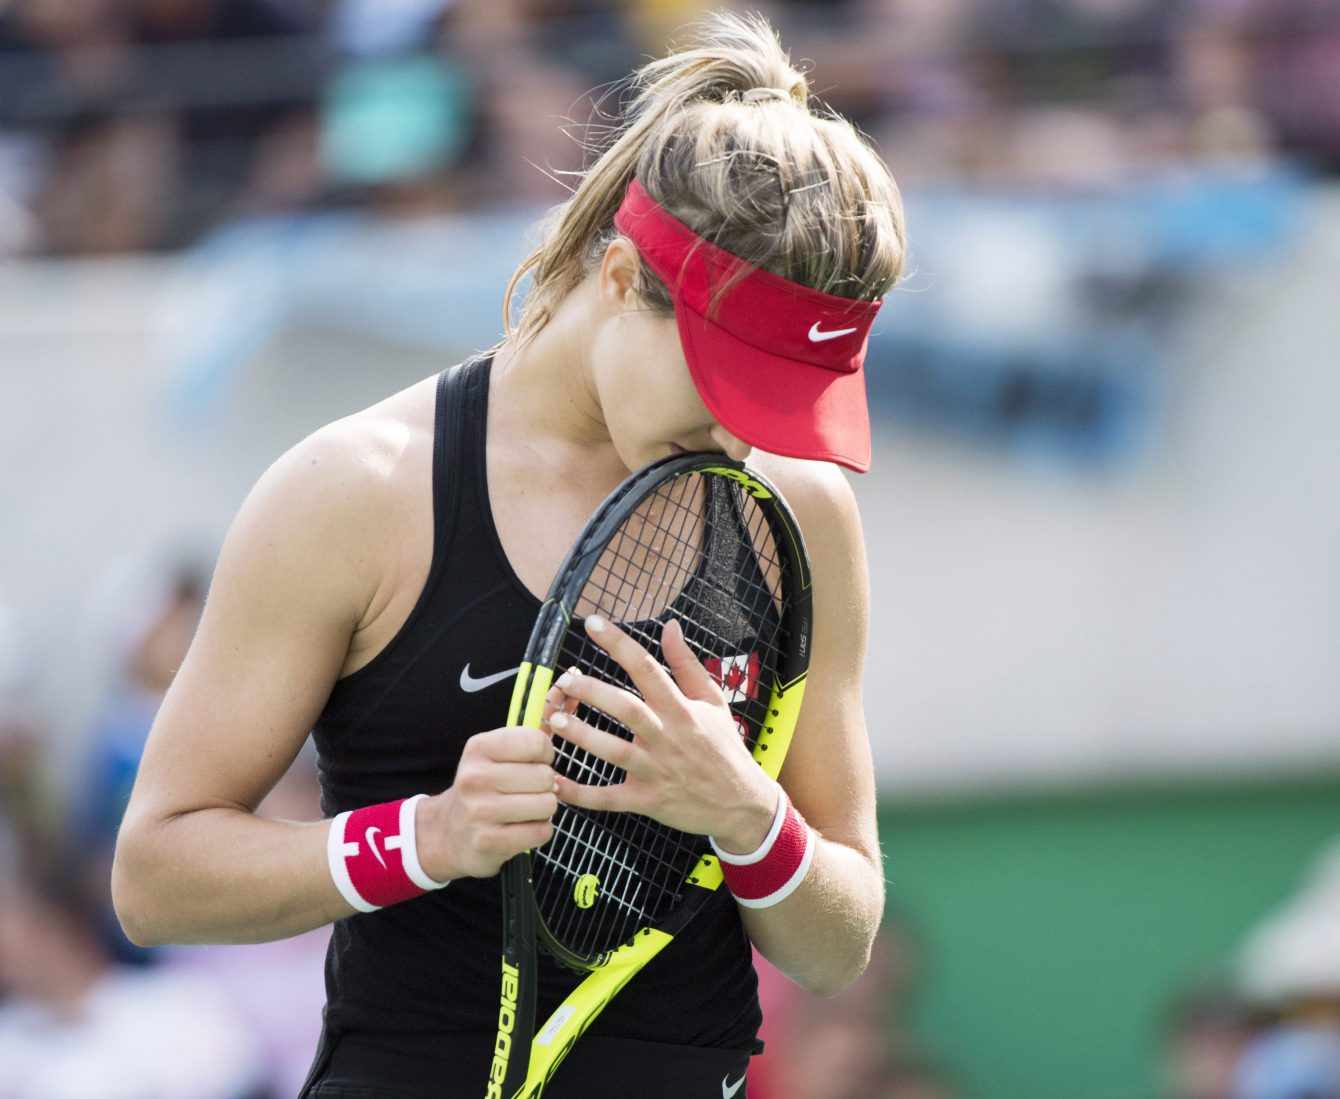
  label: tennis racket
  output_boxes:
[486,452,812,1099]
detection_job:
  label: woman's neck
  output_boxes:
[489,282,623,468]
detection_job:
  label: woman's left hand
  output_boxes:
[544,615,778,854]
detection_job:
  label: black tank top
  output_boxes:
[311,354,762,1056]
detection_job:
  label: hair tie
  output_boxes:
[740,87,793,106]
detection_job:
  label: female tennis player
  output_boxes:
[112,12,905,1097]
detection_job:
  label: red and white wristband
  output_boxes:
[326,794,449,913]
[710,784,813,909]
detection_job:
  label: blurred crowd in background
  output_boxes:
[0,0,1337,256]
[3,0,1340,1096]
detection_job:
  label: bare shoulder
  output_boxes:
[746,453,864,559]
[748,452,870,666]
[221,374,439,626]
[262,374,435,513]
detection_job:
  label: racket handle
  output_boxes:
[491,855,538,1099]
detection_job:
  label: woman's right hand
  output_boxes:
[416,726,559,880]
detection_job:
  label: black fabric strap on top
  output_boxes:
[439,351,503,577]
[430,358,468,578]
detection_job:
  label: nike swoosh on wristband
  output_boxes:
[459,663,521,693]
[808,321,859,342]
[722,1073,746,1098]
[365,827,386,870]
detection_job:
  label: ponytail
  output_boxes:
[501,11,904,346]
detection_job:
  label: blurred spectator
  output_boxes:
[1228,839,1340,1099]
[752,915,939,1099]
[318,51,476,213]
[438,0,619,207]
[74,551,207,963]
[0,2,136,253]
[1234,0,1340,172]
[1238,839,1340,1011]
[0,601,46,847]
[122,0,323,244]
[78,553,207,853]
[0,0,134,108]
[328,0,456,57]
[1235,1023,1340,1099]
[767,1008,887,1099]
[34,109,179,254]
[1157,989,1268,1099]
[0,0,322,253]
[1176,4,1275,170]
[0,838,266,1099]
[866,1055,964,1099]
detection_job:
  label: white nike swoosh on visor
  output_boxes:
[722,1073,746,1098]
[808,321,859,342]
[459,664,521,693]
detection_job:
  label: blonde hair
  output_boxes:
[501,10,905,345]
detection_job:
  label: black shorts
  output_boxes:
[299,1028,762,1099]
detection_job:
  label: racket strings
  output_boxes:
[534,472,791,963]
[561,474,787,762]
[540,522,706,955]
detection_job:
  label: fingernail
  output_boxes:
[556,672,573,691]
[550,711,569,730]
[587,615,606,633]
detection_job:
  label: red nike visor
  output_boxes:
[614,176,883,472]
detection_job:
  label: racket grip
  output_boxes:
[492,855,538,1099]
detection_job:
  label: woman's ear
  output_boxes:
[597,238,644,311]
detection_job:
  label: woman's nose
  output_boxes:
[709,425,752,462]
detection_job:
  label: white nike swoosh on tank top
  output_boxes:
[459,664,521,693]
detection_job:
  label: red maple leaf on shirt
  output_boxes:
[703,652,760,705]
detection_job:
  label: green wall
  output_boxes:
[877,774,1340,1099]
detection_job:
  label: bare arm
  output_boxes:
[734,465,884,995]
[113,419,558,946]
[113,425,390,945]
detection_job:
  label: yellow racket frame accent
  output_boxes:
[679,673,807,895]
[505,925,673,1096]
[506,662,555,728]
[698,465,775,499]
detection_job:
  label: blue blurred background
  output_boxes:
[2,1,1339,1097]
